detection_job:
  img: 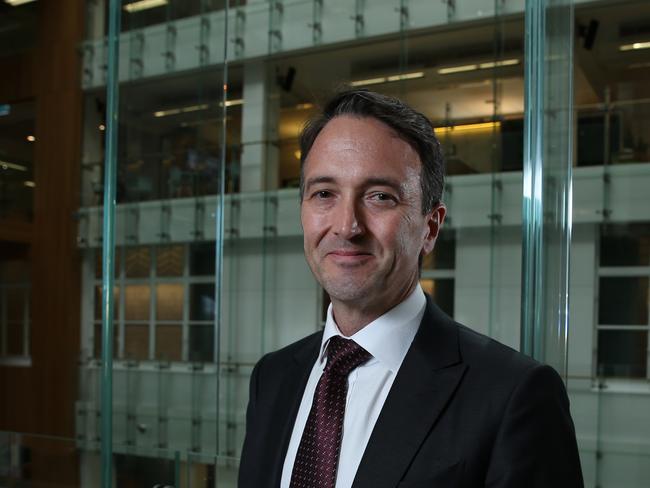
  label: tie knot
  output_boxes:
[325,336,371,377]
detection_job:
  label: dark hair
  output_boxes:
[299,88,445,214]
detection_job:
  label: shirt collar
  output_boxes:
[319,284,426,373]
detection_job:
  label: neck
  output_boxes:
[330,282,417,337]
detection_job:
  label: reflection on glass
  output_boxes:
[189,325,214,362]
[94,286,120,321]
[156,245,184,277]
[0,100,36,222]
[189,283,215,321]
[155,324,182,362]
[125,246,151,278]
[598,277,648,325]
[94,322,119,358]
[95,248,121,279]
[124,323,149,360]
[600,223,650,267]
[420,278,454,317]
[156,283,183,321]
[597,330,648,378]
[124,285,150,321]
[190,242,216,276]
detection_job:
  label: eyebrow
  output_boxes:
[304,175,405,197]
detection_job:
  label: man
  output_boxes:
[238,89,583,488]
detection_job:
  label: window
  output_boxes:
[0,242,31,365]
[420,230,456,317]
[92,242,218,363]
[596,223,650,378]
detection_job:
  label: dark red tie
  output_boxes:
[290,336,371,488]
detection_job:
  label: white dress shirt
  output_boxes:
[280,285,426,488]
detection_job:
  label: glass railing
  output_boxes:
[0,430,240,487]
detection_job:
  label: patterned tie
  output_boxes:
[290,336,372,488]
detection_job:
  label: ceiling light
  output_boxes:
[26,135,36,142]
[478,59,520,69]
[349,77,387,87]
[4,0,38,6]
[0,160,28,172]
[435,121,501,134]
[99,124,106,131]
[386,72,425,82]
[350,71,425,87]
[438,59,519,75]
[620,41,650,51]
[123,0,168,13]
[223,99,243,107]
[24,180,36,188]
[438,64,478,75]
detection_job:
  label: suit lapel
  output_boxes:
[264,333,321,487]
[352,300,467,488]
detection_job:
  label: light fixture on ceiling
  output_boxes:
[153,99,243,118]
[349,71,425,87]
[435,121,501,134]
[0,160,28,172]
[24,180,36,188]
[620,41,650,51]
[4,0,38,6]
[26,135,36,142]
[438,59,520,75]
[99,124,106,131]
[123,0,168,13]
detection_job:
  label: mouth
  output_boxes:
[326,250,373,265]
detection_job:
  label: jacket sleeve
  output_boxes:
[237,354,265,488]
[485,364,584,488]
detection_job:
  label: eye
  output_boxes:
[369,192,397,203]
[313,190,332,199]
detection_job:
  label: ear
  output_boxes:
[421,203,446,256]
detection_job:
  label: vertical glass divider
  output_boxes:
[100,1,122,487]
[521,0,574,376]
[214,0,230,457]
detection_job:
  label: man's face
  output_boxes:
[300,115,444,311]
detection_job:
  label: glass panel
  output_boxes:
[94,322,118,359]
[600,223,650,267]
[124,323,149,361]
[94,286,119,321]
[599,277,648,325]
[124,246,150,278]
[155,324,182,361]
[95,248,121,279]
[597,330,648,378]
[124,284,150,321]
[0,100,36,222]
[155,283,183,321]
[190,241,216,276]
[189,283,215,321]
[189,325,214,362]
[156,245,184,277]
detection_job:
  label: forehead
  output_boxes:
[303,115,422,181]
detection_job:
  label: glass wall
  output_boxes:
[2,0,650,487]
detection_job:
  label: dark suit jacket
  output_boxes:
[238,297,584,487]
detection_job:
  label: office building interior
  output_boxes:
[1,0,649,486]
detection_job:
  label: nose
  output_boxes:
[333,197,365,239]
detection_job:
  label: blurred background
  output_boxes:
[0,0,649,486]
